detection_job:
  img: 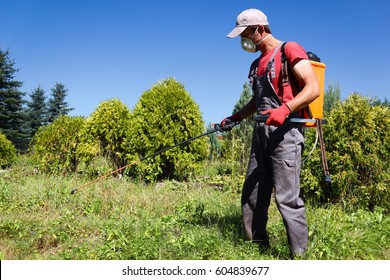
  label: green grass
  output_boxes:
[0,160,388,260]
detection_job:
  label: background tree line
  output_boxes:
[0,49,73,151]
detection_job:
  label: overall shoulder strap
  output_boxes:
[264,41,285,78]
[281,42,313,118]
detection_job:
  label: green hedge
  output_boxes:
[32,116,85,174]
[81,98,131,172]
[301,93,390,212]
[0,132,16,168]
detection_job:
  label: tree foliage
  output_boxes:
[0,49,26,149]
[371,96,390,108]
[81,98,131,172]
[301,93,390,212]
[26,85,47,138]
[47,82,73,123]
[221,82,254,174]
[0,131,16,168]
[323,82,341,116]
[206,122,221,161]
[123,78,208,181]
[32,115,85,174]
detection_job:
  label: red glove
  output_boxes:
[262,104,291,127]
[221,113,241,131]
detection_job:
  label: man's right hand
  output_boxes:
[221,113,241,131]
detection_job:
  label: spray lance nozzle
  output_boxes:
[213,121,239,132]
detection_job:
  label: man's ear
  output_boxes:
[257,25,265,34]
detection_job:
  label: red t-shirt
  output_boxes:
[248,42,308,103]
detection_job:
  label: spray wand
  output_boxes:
[70,122,238,194]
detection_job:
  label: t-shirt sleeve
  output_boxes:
[284,42,308,67]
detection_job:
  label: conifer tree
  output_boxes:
[324,82,341,116]
[47,82,73,123]
[0,49,27,149]
[123,78,208,181]
[26,85,47,137]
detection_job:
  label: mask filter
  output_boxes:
[241,33,271,53]
[241,37,257,53]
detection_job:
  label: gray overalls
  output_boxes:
[242,42,308,255]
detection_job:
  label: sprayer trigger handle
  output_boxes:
[254,114,270,123]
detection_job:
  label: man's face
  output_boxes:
[240,26,258,40]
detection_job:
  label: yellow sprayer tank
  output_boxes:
[305,60,326,127]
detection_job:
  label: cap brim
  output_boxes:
[227,26,246,38]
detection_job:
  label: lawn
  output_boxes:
[0,163,388,260]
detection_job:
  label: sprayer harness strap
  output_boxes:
[280,42,313,119]
[281,42,290,86]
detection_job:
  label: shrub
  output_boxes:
[123,78,208,181]
[81,98,131,173]
[301,93,390,212]
[0,132,16,168]
[32,115,85,175]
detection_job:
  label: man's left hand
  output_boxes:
[262,104,291,127]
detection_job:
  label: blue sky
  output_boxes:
[1,0,389,125]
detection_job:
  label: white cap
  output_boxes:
[227,8,269,38]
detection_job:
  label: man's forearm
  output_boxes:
[237,97,257,120]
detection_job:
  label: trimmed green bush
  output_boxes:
[301,93,390,212]
[81,98,131,173]
[0,132,16,168]
[123,78,208,181]
[32,115,85,175]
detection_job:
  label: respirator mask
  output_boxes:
[241,27,271,53]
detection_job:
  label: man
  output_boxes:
[222,8,319,256]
